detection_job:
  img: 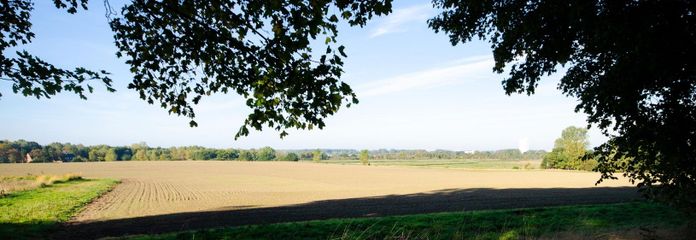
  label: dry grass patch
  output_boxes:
[35,173,82,187]
[0,173,83,196]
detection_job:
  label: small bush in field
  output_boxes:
[35,175,52,187]
[34,174,82,187]
[63,173,82,181]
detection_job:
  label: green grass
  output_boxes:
[315,158,541,170]
[0,178,118,239]
[126,201,691,240]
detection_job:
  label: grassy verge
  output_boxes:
[0,178,118,239]
[1,173,85,195]
[127,201,691,240]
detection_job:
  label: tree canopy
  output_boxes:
[430,0,696,205]
[541,126,596,171]
[1,0,392,138]
[1,139,545,163]
[0,0,114,99]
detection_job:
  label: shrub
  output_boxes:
[34,174,82,187]
[359,150,369,165]
[523,163,532,169]
[312,150,322,163]
[62,173,82,181]
[35,175,52,187]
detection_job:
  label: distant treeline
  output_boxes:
[288,149,547,160]
[0,139,545,163]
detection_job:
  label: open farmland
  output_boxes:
[318,158,543,169]
[0,161,637,238]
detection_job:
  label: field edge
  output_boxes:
[121,201,694,240]
[0,178,120,239]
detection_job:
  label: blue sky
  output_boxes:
[0,1,605,150]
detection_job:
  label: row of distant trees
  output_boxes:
[289,148,547,160]
[0,141,289,163]
[0,140,546,163]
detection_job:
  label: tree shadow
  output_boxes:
[0,221,56,240]
[49,186,638,239]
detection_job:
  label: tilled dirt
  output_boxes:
[0,161,638,239]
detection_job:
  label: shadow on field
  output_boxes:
[54,187,639,239]
[0,222,55,240]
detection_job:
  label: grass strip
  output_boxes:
[0,178,118,239]
[128,201,691,240]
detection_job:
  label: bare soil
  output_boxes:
[0,161,638,239]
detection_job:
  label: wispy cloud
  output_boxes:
[369,4,433,38]
[356,56,495,97]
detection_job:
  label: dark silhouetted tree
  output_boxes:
[430,0,696,205]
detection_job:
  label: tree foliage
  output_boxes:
[0,139,255,162]
[0,0,114,99]
[359,149,369,165]
[104,148,117,161]
[430,0,696,206]
[2,0,392,138]
[1,139,551,164]
[283,152,299,161]
[312,149,323,162]
[238,150,255,161]
[541,126,596,171]
[256,146,276,161]
[287,148,546,161]
[108,0,392,137]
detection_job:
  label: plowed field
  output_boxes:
[0,161,638,238]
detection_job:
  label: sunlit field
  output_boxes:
[0,161,631,222]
